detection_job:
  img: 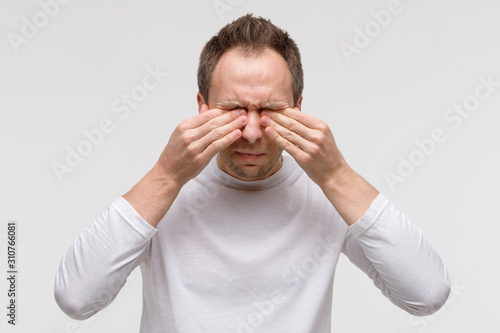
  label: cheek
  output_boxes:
[261,136,280,152]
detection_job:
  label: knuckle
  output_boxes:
[317,121,328,133]
[285,120,295,130]
[186,143,198,156]
[311,132,323,144]
[181,132,194,145]
[302,154,313,164]
[283,130,294,142]
[209,119,223,131]
[211,127,223,138]
[310,144,320,155]
[177,121,189,132]
[282,139,294,151]
[201,110,214,120]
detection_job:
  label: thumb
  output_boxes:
[200,104,209,113]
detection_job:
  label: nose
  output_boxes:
[240,110,263,143]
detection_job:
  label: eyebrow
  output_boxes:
[216,101,287,110]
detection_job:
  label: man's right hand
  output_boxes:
[123,104,247,227]
[157,104,247,187]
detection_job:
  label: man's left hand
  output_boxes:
[260,107,346,188]
[261,107,379,225]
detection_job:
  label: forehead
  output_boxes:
[209,47,294,108]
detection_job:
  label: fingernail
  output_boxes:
[237,110,246,115]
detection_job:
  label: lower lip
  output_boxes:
[236,152,264,162]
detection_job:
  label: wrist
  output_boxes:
[149,162,183,194]
[122,163,183,228]
[322,162,379,226]
[323,158,352,191]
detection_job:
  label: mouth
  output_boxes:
[236,151,265,162]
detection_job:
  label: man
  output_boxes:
[55,14,450,332]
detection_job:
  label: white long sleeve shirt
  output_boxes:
[54,156,450,332]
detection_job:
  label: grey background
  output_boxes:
[1,0,498,332]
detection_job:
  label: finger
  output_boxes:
[260,115,314,153]
[261,110,317,142]
[264,126,308,161]
[264,108,319,130]
[199,128,243,161]
[184,107,237,129]
[197,108,246,133]
[200,104,209,113]
[191,109,246,142]
[190,114,247,153]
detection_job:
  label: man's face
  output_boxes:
[198,47,301,181]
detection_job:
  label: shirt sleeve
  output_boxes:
[54,197,157,320]
[341,193,451,316]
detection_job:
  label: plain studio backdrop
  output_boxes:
[1,0,499,332]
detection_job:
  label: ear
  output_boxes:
[197,92,208,114]
[294,96,303,111]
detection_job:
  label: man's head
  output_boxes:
[197,14,304,180]
[197,14,303,106]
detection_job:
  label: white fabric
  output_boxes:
[55,156,450,332]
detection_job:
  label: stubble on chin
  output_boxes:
[219,149,283,180]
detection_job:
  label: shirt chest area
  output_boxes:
[149,185,347,295]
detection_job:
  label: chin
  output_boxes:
[219,149,283,180]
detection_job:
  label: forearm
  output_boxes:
[55,198,156,319]
[344,194,451,315]
[123,163,182,228]
[322,161,379,226]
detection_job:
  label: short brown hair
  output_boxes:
[197,14,304,106]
